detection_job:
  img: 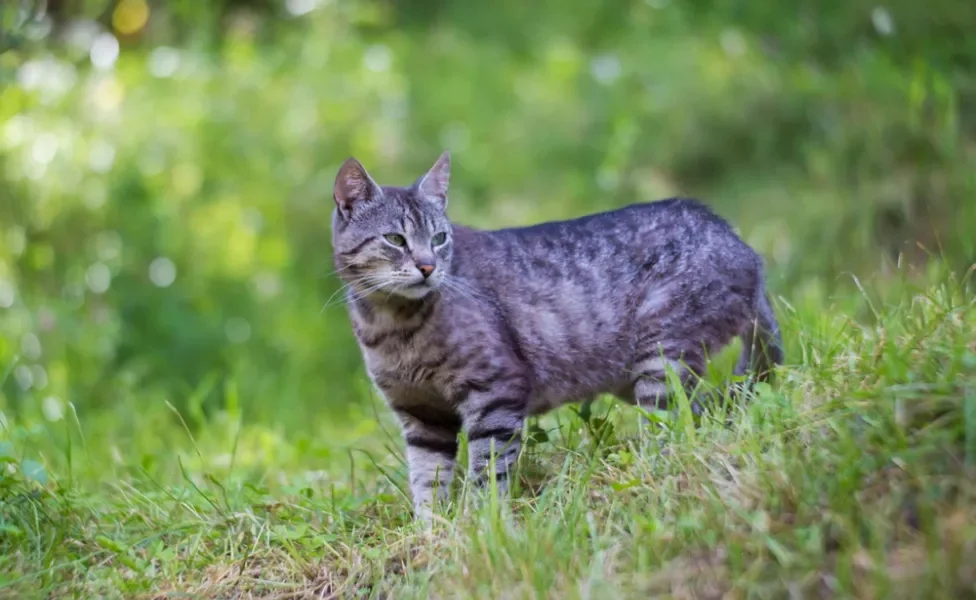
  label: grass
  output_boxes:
[1,266,975,599]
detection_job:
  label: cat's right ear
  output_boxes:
[334,158,382,219]
[416,150,451,208]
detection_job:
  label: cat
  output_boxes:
[330,151,783,520]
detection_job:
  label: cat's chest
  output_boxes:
[361,346,450,405]
[354,322,451,393]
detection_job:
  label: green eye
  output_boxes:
[431,232,448,246]
[384,233,407,247]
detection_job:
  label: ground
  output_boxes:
[1,268,975,599]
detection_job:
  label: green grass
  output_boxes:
[2,267,975,599]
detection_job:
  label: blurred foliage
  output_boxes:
[0,0,974,428]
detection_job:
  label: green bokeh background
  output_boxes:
[1,0,974,435]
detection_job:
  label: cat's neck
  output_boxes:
[351,290,440,322]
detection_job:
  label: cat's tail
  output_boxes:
[736,278,783,383]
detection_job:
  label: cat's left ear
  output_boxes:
[334,157,383,220]
[416,150,451,208]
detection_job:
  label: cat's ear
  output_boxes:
[334,157,382,219]
[416,150,451,208]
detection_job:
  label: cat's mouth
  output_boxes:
[393,279,438,300]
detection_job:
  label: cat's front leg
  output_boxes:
[457,377,529,495]
[394,405,461,521]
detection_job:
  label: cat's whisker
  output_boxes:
[343,279,393,305]
[322,276,388,311]
[377,281,397,303]
[441,276,487,305]
[319,263,357,280]
[321,276,376,312]
[451,275,490,300]
[440,279,475,304]
[321,284,354,313]
[339,283,385,306]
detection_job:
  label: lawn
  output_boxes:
[2,267,974,598]
[3,1,976,597]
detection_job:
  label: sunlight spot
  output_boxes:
[25,15,54,41]
[43,397,64,422]
[0,279,14,308]
[90,33,120,70]
[31,366,48,391]
[17,59,45,89]
[64,20,101,54]
[24,158,48,181]
[148,47,180,78]
[225,317,252,344]
[2,115,31,149]
[89,76,125,114]
[590,53,621,85]
[21,333,42,360]
[720,29,746,57]
[18,58,77,102]
[113,0,150,36]
[253,272,281,299]
[364,45,391,73]
[149,257,177,288]
[86,262,112,294]
[211,453,233,468]
[14,365,33,391]
[95,231,123,262]
[89,140,116,173]
[285,0,325,17]
[31,133,58,165]
[871,7,895,36]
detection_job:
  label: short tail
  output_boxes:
[736,280,784,382]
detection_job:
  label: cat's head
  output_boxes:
[330,152,453,301]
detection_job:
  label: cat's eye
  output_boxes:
[431,232,448,246]
[384,233,407,247]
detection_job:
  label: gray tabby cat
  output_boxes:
[330,151,783,520]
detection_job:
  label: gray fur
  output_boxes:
[330,152,783,519]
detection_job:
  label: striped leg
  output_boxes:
[459,381,528,495]
[395,406,461,520]
[629,342,705,412]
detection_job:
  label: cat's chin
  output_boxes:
[392,282,439,300]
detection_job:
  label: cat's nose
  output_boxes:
[417,264,435,279]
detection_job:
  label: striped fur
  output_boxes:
[330,152,783,519]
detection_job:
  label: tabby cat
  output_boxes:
[330,151,782,519]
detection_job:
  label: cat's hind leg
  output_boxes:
[627,340,707,414]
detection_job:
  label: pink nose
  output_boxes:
[418,264,435,278]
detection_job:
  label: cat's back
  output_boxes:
[451,198,755,279]
[494,197,732,233]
